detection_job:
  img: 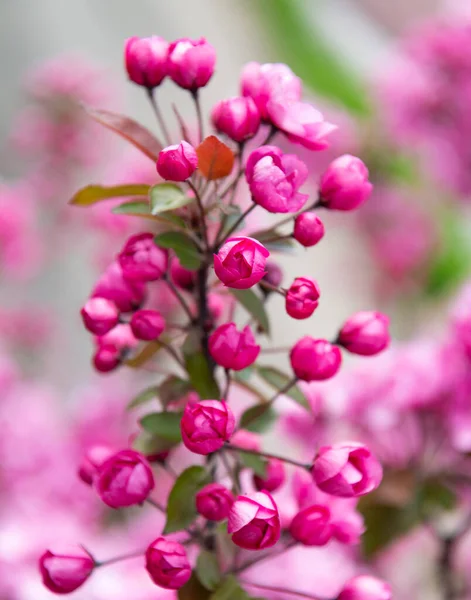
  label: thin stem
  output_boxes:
[160,341,185,369]
[258,279,285,296]
[240,579,327,600]
[261,346,292,354]
[261,124,278,146]
[225,443,309,470]
[216,203,257,249]
[219,450,241,494]
[192,90,204,144]
[146,498,166,512]
[223,368,231,399]
[259,197,323,234]
[147,88,171,146]
[231,540,297,575]
[164,277,195,323]
[187,180,209,249]
[95,549,144,568]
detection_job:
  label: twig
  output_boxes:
[192,89,204,144]
[216,203,257,249]
[147,88,171,146]
[95,549,144,568]
[225,443,309,470]
[164,277,195,323]
[187,179,209,249]
[240,578,328,600]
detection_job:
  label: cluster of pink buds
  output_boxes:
[46,33,392,600]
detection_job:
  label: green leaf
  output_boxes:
[140,411,183,443]
[125,341,162,368]
[257,365,309,409]
[164,466,211,534]
[210,576,251,600]
[150,182,194,214]
[229,289,270,334]
[111,200,150,215]
[155,231,202,270]
[418,478,457,515]
[234,367,254,382]
[178,574,212,600]
[237,451,267,478]
[158,375,192,408]
[239,403,277,433]
[183,331,220,399]
[360,502,419,558]
[127,386,158,410]
[132,430,177,456]
[196,551,221,591]
[69,184,150,206]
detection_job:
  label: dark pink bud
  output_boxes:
[293,212,325,247]
[212,96,261,142]
[124,36,169,88]
[181,400,235,455]
[95,449,154,508]
[119,232,168,282]
[338,575,392,600]
[78,445,114,486]
[92,261,145,312]
[290,337,341,381]
[214,236,269,289]
[196,483,235,521]
[209,322,260,371]
[253,458,285,492]
[338,311,390,356]
[39,549,94,594]
[156,141,198,181]
[228,491,281,550]
[262,260,283,289]
[145,537,191,590]
[93,343,121,373]
[245,146,308,213]
[320,155,372,211]
[168,37,216,90]
[285,277,320,320]
[130,309,165,341]
[171,256,196,290]
[289,504,332,546]
[81,297,119,336]
[312,443,383,498]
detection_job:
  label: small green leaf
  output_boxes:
[418,478,457,515]
[125,341,162,368]
[150,183,194,214]
[239,403,277,433]
[70,184,150,206]
[257,365,309,410]
[111,200,150,215]
[127,386,158,410]
[196,551,221,591]
[229,289,270,334]
[140,412,183,443]
[158,375,192,408]
[155,231,202,270]
[178,574,212,600]
[237,451,267,478]
[210,576,251,600]
[132,430,177,455]
[183,332,220,399]
[164,466,211,534]
[360,502,419,558]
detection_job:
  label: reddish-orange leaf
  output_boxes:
[196,135,235,180]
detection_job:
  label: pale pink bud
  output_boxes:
[130,309,165,341]
[196,483,235,521]
[289,504,332,546]
[231,429,261,452]
[171,256,196,290]
[39,549,94,594]
[320,155,372,211]
[214,236,269,289]
[119,232,168,282]
[253,458,285,492]
[124,36,169,88]
[338,311,390,356]
[156,141,198,181]
[209,322,260,371]
[228,491,281,550]
[81,297,119,336]
[93,260,145,312]
[145,537,191,590]
[97,323,138,351]
[312,443,383,498]
[208,293,226,322]
[168,37,216,90]
[331,511,365,545]
[262,260,283,289]
[338,575,392,600]
[93,343,121,373]
[285,277,320,320]
[212,96,261,142]
[95,449,155,507]
[293,212,325,247]
[245,146,308,213]
[290,337,342,381]
[240,62,302,120]
[181,400,235,455]
[78,445,114,486]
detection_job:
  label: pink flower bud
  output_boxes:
[181,400,235,455]
[78,445,114,486]
[312,443,383,498]
[231,429,261,452]
[228,491,281,550]
[81,297,119,336]
[97,323,138,351]
[171,256,196,290]
[267,99,336,150]
[209,322,260,371]
[212,96,261,142]
[290,337,342,381]
[93,343,121,373]
[124,36,169,88]
[208,292,226,322]
[145,537,191,590]
[338,575,392,600]
[196,483,235,521]
[262,260,283,289]
[95,449,155,507]
[289,504,332,546]
[93,261,145,312]
[320,155,372,211]
[156,141,198,181]
[245,146,308,213]
[338,311,390,356]
[240,62,302,120]
[39,549,94,594]
[293,212,325,247]
[214,236,269,289]
[253,458,285,492]
[119,232,168,282]
[168,37,216,90]
[331,511,365,545]
[130,309,165,341]
[285,277,320,320]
